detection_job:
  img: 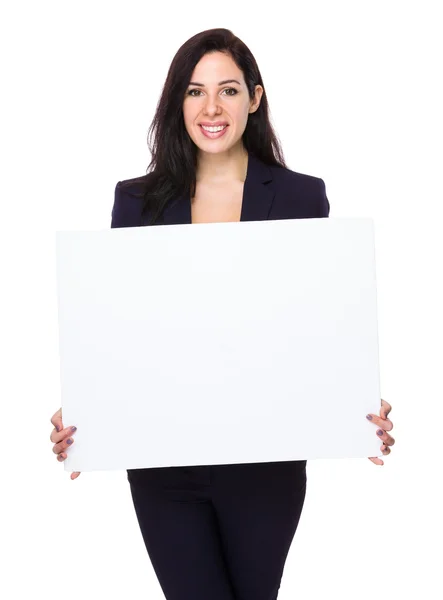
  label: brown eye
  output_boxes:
[187,88,238,97]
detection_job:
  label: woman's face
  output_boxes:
[183,51,263,155]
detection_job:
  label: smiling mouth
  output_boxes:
[198,124,229,139]
[200,124,228,130]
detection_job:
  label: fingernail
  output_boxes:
[377,429,383,436]
[366,415,372,420]
[71,426,77,432]
[56,425,60,432]
[67,438,73,444]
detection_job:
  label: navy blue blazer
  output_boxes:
[111,152,329,228]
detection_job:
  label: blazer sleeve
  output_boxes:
[110,181,123,228]
[318,178,330,218]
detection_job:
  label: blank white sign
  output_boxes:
[55,218,382,472]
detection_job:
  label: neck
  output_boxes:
[196,145,249,185]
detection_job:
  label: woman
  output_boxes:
[50,28,395,600]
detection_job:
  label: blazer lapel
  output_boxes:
[162,189,191,225]
[240,152,275,222]
[162,152,276,225]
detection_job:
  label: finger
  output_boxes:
[50,424,77,444]
[375,428,395,446]
[52,435,75,455]
[380,444,391,455]
[384,433,395,446]
[381,399,392,420]
[368,456,384,466]
[50,407,64,433]
[57,455,81,479]
[366,413,394,432]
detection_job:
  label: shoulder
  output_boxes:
[270,163,326,194]
[269,164,330,218]
[111,174,151,228]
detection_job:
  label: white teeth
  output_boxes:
[201,125,227,132]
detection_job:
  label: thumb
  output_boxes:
[52,407,64,432]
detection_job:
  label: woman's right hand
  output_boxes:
[50,407,81,480]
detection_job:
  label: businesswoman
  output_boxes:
[50,28,395,600]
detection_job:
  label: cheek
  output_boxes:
[183,105,198,126]
[235,104,250,122]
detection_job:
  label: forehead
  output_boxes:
[190,52,244,83]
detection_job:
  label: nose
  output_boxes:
[203,94,222,116]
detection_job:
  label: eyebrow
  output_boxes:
[188,79,241,87]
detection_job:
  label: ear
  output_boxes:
[249,85,264,114]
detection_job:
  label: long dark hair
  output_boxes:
[122,28,287,225]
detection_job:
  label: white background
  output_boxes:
[1,1,441,599]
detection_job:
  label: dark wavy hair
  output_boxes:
[124,28,287,225]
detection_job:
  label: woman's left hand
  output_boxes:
[367,399,395,466]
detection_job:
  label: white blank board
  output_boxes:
[55,218,382,472]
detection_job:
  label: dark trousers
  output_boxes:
[127,460,307,600]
